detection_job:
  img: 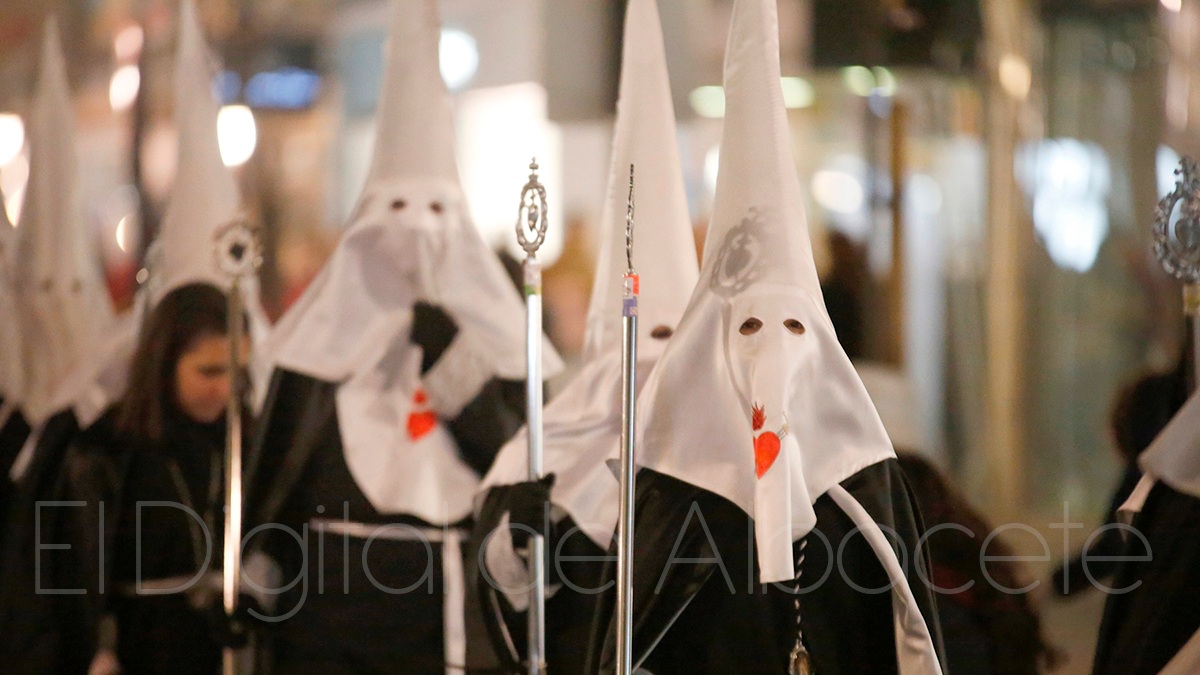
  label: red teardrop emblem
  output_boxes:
[755,432,781,478]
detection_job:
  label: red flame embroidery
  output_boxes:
[752,403,766,431]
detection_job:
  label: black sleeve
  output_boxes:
[412,301,459,374]
[0,410,32,545]
[57,426,127,665]
[444,380,526,477]
[409,302,527,477]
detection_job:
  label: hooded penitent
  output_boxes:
[264,0,561,525]
[478,0,698,549]
[627,0,941,670]
[14,20,115,427]
[633,0,894,584]
[47,0,268,428]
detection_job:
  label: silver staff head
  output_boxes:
[1154,156,1200,285]
[213,216,264,282]
[516,158,549,258]
[626,164,635,274]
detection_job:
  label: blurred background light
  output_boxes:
[439,27,479,91]
[217,104,257,167]
[109,64,141,111]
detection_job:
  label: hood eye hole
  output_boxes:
[391,199,407,211]
[650,325,674,340]
[784,319,806,335]
[739,317,763,335]
[430,201,444,214]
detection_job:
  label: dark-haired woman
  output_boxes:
[97,282,249,675]
[17,282,249,675]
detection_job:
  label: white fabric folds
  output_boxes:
[479,0,698,548]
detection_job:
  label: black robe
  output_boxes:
[1093,481,1200,674]
[0,409,105,675]
[0,406,32,540]
[0,405,232,675]
[588,460,944,674]
[465,487,610,675]
[109,413,228,675]
[244,303,525,674]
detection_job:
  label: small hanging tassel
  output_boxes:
[789,537,814,675]
[789,642,814,675]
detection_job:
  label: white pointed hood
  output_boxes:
[0,191,22,407]
[156,0,244,297]
[265,0,561,524]
[480,0,697,547]
[14,20,115,425]
[46,1,270,429]
[632,0,894,584]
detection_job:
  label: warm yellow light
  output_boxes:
[109,65,141,111]
[689,86,725,118]
[0,114,24,166]
[116,216,129,252]
[842,66,875,97]
[780,77,816,109]
[218,105,257,167]
[999,54,1031,100]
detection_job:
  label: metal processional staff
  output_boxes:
[616,165,638,675]
[213,218,262,675]
[516,159,549,675]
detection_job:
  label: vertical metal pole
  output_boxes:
[525,258,546,675]
[515,159,549,675]
[214,218,259,675]
[223,276,244,675]
[888,100,908,367]
[615,164,638,675]
[1186,285,1200,392]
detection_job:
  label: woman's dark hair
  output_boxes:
[1109,355,1189,464]
[116,283,233,442]
[897,453,1062,673]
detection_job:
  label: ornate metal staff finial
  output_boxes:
[626,164,636,274]
[1154,157,1200,286]
[516,158,549,258]
[1155,156,1200,392]
[213,216,264,280]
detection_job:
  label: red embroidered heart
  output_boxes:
[407,411,437,440]
[754,432,780,478]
